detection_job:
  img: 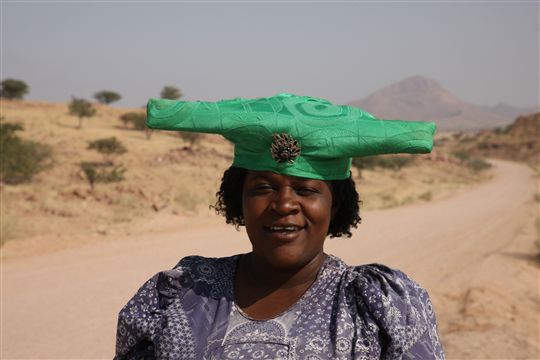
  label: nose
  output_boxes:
[270,187,299,215]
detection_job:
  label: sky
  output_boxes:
[1,1,538,109]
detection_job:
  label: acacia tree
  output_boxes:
[180,132,201,150]
[94,90,121,105]
[68,97,96,129]
[0,79,29,99]
[80,137,127,190]
[119,112,152,139]
[0,120,52,184]
[87,137,127,164]
[160,86,182,100]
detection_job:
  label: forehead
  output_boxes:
[245,170,331,187]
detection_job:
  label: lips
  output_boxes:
[268,225,303,231]
[264,223,306,240]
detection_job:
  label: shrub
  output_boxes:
[452,132,464,140]
[451,150,470,163]
[0,79,29,99]
[120,112,145,129]
[0,121,52,184]
[434,138,448,146]
[119,112,151,139]
[379,156,414,170]
[81,137,127,189]
[120,112,140,128]
[352,155,414,171]
[352,156,378,171]
[180,132,201,150]
[80,162,98,189]
[0,122,23,139]
[418,191,433,201]
[87,137,127,163]
[119,113,133,128]
[94,90,121,105]
[129,114,147,131]
[68,97,96,128]
[458,136,475,144]
[466,158,492,172]
[80,162,126,190]
[160,86,182,100]
[98,165,126,182]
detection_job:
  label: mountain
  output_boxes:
[349,76,537,132]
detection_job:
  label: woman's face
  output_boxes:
[242,170,335,270]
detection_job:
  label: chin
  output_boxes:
[254,246,321,271]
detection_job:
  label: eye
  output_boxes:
[252,183,274,194]
[295,186,319,196]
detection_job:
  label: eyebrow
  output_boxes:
[246,172,273,181]
[247,172,320,185]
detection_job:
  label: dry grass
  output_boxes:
[353,157,491,210]
[0,99,492,245]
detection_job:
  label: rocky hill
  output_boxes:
[349,76,536,132]
[472,112,540,165]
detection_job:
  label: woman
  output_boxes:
[115,94,444,359]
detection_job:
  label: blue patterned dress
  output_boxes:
[115,255,444,359]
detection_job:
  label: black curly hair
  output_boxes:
[213,166,361,238]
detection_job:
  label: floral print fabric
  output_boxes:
[115,255,444,359]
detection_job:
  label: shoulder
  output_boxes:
[118,255,237,313]
[115,255,239,359]
[347,263,437,328]
[332,259,444,359]
[348,263,433,311]
[172,254,239,273]
[157,255,238,303]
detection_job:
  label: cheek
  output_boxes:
[307,200,333,230]
[241,195,264,225]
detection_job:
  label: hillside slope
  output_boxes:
[1,99,492,248]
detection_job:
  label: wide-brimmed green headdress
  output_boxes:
[146,93,435,180]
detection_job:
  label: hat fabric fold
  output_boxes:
[147,93,435,180]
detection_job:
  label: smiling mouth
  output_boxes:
[264,225,306,238]
[268,225,303,232]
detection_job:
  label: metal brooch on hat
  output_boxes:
[271,133,301,163]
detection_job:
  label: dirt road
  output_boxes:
[1,159,538,359]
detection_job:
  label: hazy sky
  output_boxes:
[2,1,538,108]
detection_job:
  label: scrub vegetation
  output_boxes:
[179,131,202,150]
[160,86,182,100]
[352,155,414,172]
[0,120,52,184]
[0,99,501,245]
[0,78,29,100]
[119,112,152,139]
[68,97,97,129]
[80,137,127,190]
[450,112,539,170]
[94,90,121,105]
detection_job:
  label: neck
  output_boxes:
[242,252,327,290]
[234,252,328,320]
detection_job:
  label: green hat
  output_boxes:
[146,93,435,180]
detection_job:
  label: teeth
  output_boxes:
[269,226,300,231]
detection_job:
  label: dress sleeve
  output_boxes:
[114,274,162,360]
[353,264,445,360]
[114,258,195,360]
